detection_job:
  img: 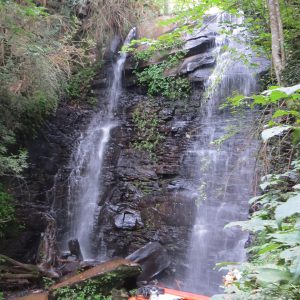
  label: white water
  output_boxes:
[65,28,136,260]
[183,14,259,295]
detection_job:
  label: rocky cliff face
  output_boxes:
[2,17,268,286]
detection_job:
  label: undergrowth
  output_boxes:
[212,85,300,299]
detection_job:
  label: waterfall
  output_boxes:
[183,14,259,295]
[64,28,136,260]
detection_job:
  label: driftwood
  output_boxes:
[0,254,41,282]
[0,213,60,287]
[50,258,141,295]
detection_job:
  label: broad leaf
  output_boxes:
[249,195,263,205]
[275,193,300,221]
[258,243,281,254]
[261,125,292,142]
[272,109,300,119]
[280,246,300,261]
[270,230,300,246]
[269,90,288,102]
[293,184,300,191]
[225,219,277,232]
[256,266,291,283]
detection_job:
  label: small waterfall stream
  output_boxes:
[64,28,136,260]
[183,14,259,295]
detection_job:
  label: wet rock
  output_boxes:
[183,36,215,57]
[68,239,83,261]
[126,242,171,282]
[188,67,214,82]
[60,261,81,276]
[114,209,144,230]
[117,150,158,181]
[178,52,215,75]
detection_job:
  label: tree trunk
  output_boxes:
[267,0,285,84]
[37,213,60,278]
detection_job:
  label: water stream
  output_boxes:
[64,28,136,260]
[183,14,259,295]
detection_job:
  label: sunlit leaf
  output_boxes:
[275,193,300,222]
[256,266,291,283]
[261,125,292,142]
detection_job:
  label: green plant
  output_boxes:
[66,62,102,105]
[0,124,28,176]
[226,85,300,148]
[136,64,190,100]
[213,160,300,300]
[0,185,15,238]
[132,102,163,157]
[211,85,300,299]
[135,51,190,100]
[124,30,190,100]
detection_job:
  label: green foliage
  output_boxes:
[53,272,124,300]
[66,61,102,105]
[0,185,15,238]
[123,28,185,62]
[132,102,163,157]
[217,160,300,299]
[134,51,190,100]
[66,66,95,98]
[227,86,300,145]
[136,64,190,100]
[0,124,28,176]
[53,281,112,300]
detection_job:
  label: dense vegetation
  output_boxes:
[124,0,300,298]
[0,0,162,237]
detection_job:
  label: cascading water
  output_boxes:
[64,28,136,260]
[183,14,259,295]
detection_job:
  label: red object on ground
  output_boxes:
[164,288,210,300]
[128,287,210,300]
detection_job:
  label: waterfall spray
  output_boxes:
[65,28,136,260]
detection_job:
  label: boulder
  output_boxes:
[188,67,214,82]
[183,36,215,57]
[126,242,170,282]
[178,52,215,75]
[68,239,83,261]
[114,209,144,230]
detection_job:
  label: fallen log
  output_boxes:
[0,254,40,274]
[50,258,141,296]
[0,273,40,279]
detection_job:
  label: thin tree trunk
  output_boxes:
[267,0,285,84]
[274,0,285,66]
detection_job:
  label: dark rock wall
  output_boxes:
[2,26,221,282]
[90,90,203,282]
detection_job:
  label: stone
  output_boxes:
[183,36,215,57]
[188,67,214,82]
[126,242,171,282]
[114,209,144,230]
[59,261,81,276]
[178,52,215,75]
[68,239,83,261]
